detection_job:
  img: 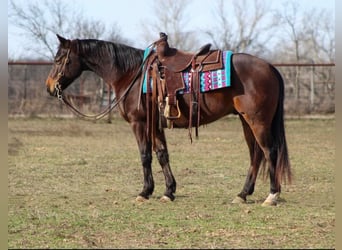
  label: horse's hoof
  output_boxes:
[261,200,277,206]
[135,195,148,203]
[261,193,279,206]
[160,195,172,203]
[231,196,246,204]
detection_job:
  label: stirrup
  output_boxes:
[164,97,181,120]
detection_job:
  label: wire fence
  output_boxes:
[8,61,335,117]
[274,63,335,114]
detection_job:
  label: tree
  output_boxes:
[273,1,335,101]
[140,0,200,51]
[273,1,335,62]
[204,0,276,57]
[299,7,335,62]
[8,0,128,60]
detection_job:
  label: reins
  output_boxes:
[55,46,155,121]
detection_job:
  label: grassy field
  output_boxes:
[8,116,335,249]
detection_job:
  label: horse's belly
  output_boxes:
[169,90,236,128]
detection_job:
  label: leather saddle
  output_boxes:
[153,32,223,111]
[155,32,222,73]
[145,32,224,144]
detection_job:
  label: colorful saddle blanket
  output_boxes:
[142,50,233,94]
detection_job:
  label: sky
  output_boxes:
[8,0,335,59]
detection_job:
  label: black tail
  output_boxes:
[271,65,292,187]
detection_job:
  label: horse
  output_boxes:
[46,34,292,206]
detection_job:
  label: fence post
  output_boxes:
[310,60,315,110]
[19,65,28,113]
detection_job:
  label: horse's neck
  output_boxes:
[82,54,139,96]
[79,42,143,94]
[82,56,117,84]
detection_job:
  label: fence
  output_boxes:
[274,63,335,114]
[8,62,111,117]
[8,61,335,117]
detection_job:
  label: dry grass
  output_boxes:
[8,116,335,248]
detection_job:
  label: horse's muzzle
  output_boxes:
[46,77,59,97]
[47,86,57,97]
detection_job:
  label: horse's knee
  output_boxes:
[156,149,169,166]
[140,152,152,167]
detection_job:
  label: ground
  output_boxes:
[8,116,335,248]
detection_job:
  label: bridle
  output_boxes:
[53,47,154,120]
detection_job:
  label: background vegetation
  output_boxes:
[8,0,334,62]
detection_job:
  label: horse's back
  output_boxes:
[232,53,279,84]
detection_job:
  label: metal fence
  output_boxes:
[8,61,335,117]
[8,62,110,117]
[274,63,335,114]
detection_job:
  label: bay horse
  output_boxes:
[46,34,292,206]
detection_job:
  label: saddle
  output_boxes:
[144,32,223,146]
[156,33,216,72]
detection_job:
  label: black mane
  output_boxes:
[76,39,144,73]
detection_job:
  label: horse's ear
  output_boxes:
[56,34,70,48]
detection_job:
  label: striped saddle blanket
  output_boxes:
[142,50,233,94]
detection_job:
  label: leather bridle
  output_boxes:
[53,47,153,120]
[54,48,70,99]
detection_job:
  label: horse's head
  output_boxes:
[46,34,83,97]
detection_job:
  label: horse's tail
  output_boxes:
[271,65,292,187]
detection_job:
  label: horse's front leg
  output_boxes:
[154,128,176,202]
[131,121,154,201]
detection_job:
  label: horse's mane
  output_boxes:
[76,39,144,73]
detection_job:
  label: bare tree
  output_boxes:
[273,1,335,100]
[205,0,275,56]
[140,0,278,55]
[274,1,306,63]
[273,1,303,99]
[140,0,200,50]
[274,1,334,62]
[8,0,127,59]
[301,8,335,62]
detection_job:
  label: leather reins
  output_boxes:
[54,47,154,121]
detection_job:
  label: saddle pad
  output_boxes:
[142,49,233,94]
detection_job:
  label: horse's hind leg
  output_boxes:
[247,122,281,206]
[232,115,263,204]
[154,129,177,202]
[131,122,154,202]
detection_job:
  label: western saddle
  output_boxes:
[143,32,223,145]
